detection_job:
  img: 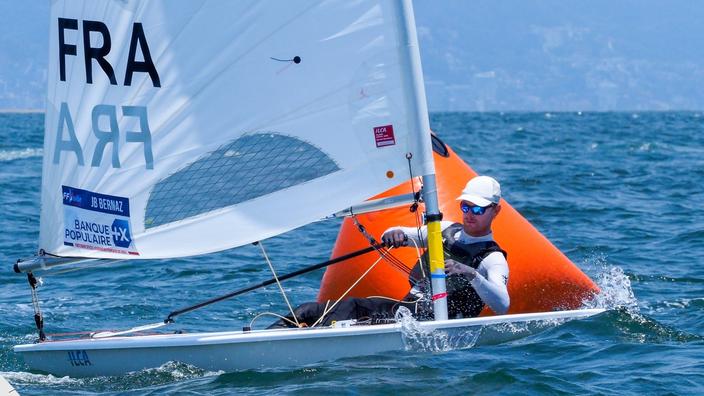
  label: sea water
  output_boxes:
[1,112,703,395]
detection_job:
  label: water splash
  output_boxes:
[395,307,480,352]
[581,253,638,313]
[579,254,703,343]
[396,307,451,352]
[491,317,566,336]
[126,361,223,383]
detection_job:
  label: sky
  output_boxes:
[1,0,703,111]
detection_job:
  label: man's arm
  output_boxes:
[470,252,510,314]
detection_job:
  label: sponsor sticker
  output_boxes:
[373,124,396,147]
[62,186,139,255]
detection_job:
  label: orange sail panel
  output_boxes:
[318,142,599,315]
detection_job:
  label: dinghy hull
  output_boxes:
[16,309,603,377]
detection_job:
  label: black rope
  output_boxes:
[374,245,411,276]
[406,153,426,248]
[164,243,384,323]
[352,215,410,276]
[38,249,63,258]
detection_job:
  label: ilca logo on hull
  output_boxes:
[67,350,92,366]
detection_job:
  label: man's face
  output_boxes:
[460,200,500,237]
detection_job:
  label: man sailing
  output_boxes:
[268,175,509,328]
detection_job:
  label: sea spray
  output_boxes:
[581,253,639,313]
[580,255,702,343]
[395,307,480,352]
[589,266,638,311]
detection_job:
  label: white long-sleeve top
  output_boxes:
[385,221,510,315]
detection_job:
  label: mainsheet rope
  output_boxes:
[310,220,429,327]
[352,216,410,276]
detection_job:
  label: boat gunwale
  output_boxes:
[14,308,605,352]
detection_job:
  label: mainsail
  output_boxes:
[39,0,436,260]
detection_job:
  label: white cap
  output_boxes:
[456,176,501,207]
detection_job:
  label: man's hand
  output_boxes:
[381,229,408,248]
[444,258,477,280]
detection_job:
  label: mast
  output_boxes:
[396,0,448,321]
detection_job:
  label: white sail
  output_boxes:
[41,0,435,259]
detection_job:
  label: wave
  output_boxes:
[0,371,83,387]
[0,148,43,162]
[1,362,222,392]
[594,308,704,344]
[576,255,704,344]
[646,297,704,310]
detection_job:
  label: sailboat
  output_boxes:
[13,0,604,377]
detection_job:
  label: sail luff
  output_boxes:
[395,0,448,320]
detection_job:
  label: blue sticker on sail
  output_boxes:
[62,186,139,255]
[111,219,132,248]
[62,186,130,216]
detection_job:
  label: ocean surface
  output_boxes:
[1,112,703,395]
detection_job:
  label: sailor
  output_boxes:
[382,175,510,318]
[268,175,509,328]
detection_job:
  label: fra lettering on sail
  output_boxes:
[52,18,160,169]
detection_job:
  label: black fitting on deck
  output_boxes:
[27,272,46,341]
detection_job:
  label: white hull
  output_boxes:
[15,309,604,377]
[0,375,19,395]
